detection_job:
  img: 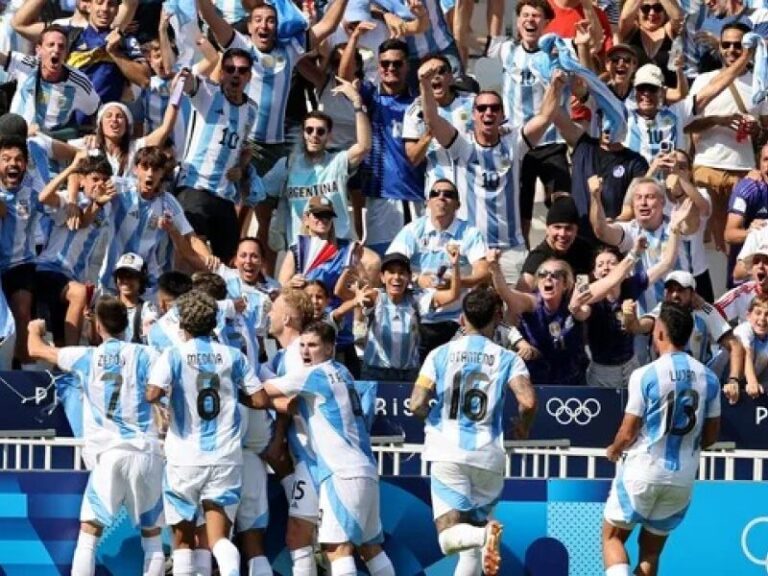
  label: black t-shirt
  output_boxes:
[522,236,595,277]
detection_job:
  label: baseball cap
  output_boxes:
[0,113,28,139]
[664,270,696,290]
[306,195,337,217]
[381,252,411,273]
[634,64,665,89]
[96,102,134,131]
[743,244,768,266]
[607,43,638,60]
[114,252,145,275]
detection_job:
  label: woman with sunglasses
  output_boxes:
[618,0,684,88]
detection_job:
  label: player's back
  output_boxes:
[420,334,524,474]
[625,351,721,486]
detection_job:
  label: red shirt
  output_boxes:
[545,0,614,55]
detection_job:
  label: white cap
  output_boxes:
[114,252,144,274]
[96,101,134,131]
[744,244,768,266]
[633,64,665,89]
[664,270,696,290]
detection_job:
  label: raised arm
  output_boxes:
[26,320,61,366]
[11,0,47,43]
[589,176,626,246]
[551,98,585,148]
[333,78,371,167]
[105,29,151,88]
[39,151,87,207]
[143,70,188,147]
[158,9,177,77]
[585,238,648,304]
[196,0,236,48]
[523,69,565,146]
[432,245,462,307]
[338,23,370,82]
[487,249,537,315]
[659,0,684,34]
[418,60,458,148]
[693,45,753,111]
[617,0,642,41]
[309,0,350,47]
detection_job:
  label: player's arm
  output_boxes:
[26,320,61,366]
[606,413,642,462]
[146,385,165,403]
[509,374,537,440]
[410,374,434,420]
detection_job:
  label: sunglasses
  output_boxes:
[435,64,450,75]
[537,269,566,280]
[721,41,743,50]
[475,103,502,113]
[304,126,327,136]
[223,64,250,74]
[429,188,458,200]
[640,3,664,13]
[380,59,404,70]
[609,55,634,65]
[310,211,334,221]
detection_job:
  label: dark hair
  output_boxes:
[302,319,337,345]
[178,290,218,337]
[721,22,752,37]
[222,47,254,68]
[157,271,193,299]
[332,43,364,79]
[658,302,694,348]
[250,2,278,21]
[303,110,334,133]
[378,38,409,57]
[95,296,129,336]
[418,53,452,71]
[192,271,228,300]
[113,265,148,295]
[462,287,502,331]
[79,155,113,177]
[39,24,69,48]
[594,245,623,262]
[516,0,555,19]
[305,280,329,297]
[474,90,503,106]
[134,146,167,169]
[237,236,265,255]
[0,136,28,162]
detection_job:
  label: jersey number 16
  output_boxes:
[448,371,489,422]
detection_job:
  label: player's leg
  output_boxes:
[286,460,320,576]
[201,464,243,576]
[139,527,165,576]
[71,521,103,576]
[194,524,212,576]
[602,473,648,576]
[236,452,272,576]
[131,451,166,576]
[635,528,668,576]
[635,484,690,576]
[356,477,394,576]
[163,465,205,576]
[601,521,633,576]
[170,521,197,576]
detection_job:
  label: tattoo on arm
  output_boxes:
[410,385,432,420]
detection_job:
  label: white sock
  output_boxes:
[281,473,295,503]
[212,539,240,576]
[365,551,395,576]
[248,555,273,576]
[605,564,631,576]
[71,531,98,576]
[172,549,195,576]
[438,524,486,555]
[193,549,212,576]
[290,546,317,576]
[455,548,482,576]
[330,556,357,576]
[141,535,165,576]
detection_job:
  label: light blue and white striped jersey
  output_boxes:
[57,339,160,458]
[623,99,693,164]
[488,38,564,145]
[98,180,193,292]
[149,336,262,465]
[180,79,258,201]
[417,334,529,474]
[735,321,768,382]
[645,302,732,364]
[0,172,45,271]
[402,93,474,192]
[0,279,15,341]
[228,31,304,144]
[147,301,234,351]
[6,52,100,130]
[0,0,32,84]
[404,0,455,60]
[36,191,111,281]
[388,215,486,323]
[623,351,720,486]
[447,130,528,249]
[271,359,377,482]
[141,75,192,161]
[27,135,52,186]
[363,288,434,369]
[215,0,248,22]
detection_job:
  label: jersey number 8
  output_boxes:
[197,371,221,421]
[448,371,489,422]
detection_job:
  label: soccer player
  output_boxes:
[410,287,537,576]
[602,302,721,576]
[265,321,395,576]
[146,291,269,576]
[26,297,165,576]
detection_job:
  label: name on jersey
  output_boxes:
[669,368,694,382]
[286,182,339,199]
[186,352,224,366]
[449,351,496,366]
[98,353,125,367]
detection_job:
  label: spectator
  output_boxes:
[728,243,768,317]
[218,237,280,302]
[734,294,768,399]
[419,61,561,284]
[387,178,488,358]
[146,270,193,349]
[304,279,361,372]
[110,252,156,344]
[545,0,614,56]
[604,44,640,104]
[694,0,752,74]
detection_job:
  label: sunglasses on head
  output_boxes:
[640,3,664,13]
[721,41,743,50]
[304,126,327,136]
[223,64,250,74]
[380,59,404,70]
[537,269,566,280]
[475,103,502,113]
[429,188,458,200]
[311,211,334,221]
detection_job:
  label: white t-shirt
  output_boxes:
[735,320,768,383]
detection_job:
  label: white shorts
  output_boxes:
[604,474,692,536]
[81,448,164,529]
[430,461,504,522]
[236,451,269,533]
[163,464,242,526]
[289,459,320,522]
[318,475,383,546]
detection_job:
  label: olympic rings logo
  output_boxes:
[741,517,768,571]
[546,397,602,426]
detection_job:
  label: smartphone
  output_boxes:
[576,274,590,293]
[660,140,673,154]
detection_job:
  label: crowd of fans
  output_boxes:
[0,0,767,398]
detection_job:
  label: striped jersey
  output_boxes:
[0,172,45,271]
[227,31,304,144]
[98,181,193,292]
[270,359,377,482]
[623,99,693,163]
[401,93,475,192]
[363,288,435,369]
[0,0,31,84]
[147,301,233,351]
[180,79,258,202]
[57,339,160,457]
[149,336,262,466]
[487,38,563,145]
[214,0,248,22]
[404,0,455,60]
[716,281,761,323]
[416,334,529,474]
[5,52,100,130]
[140,75,192,160]
[36,190,111,281]
[623,351,720,486]
[388,215,487,323]
[447,130,528,249]
[735,321,768,381]
[0,279,14,341]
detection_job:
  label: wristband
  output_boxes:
[353,106,365,113]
